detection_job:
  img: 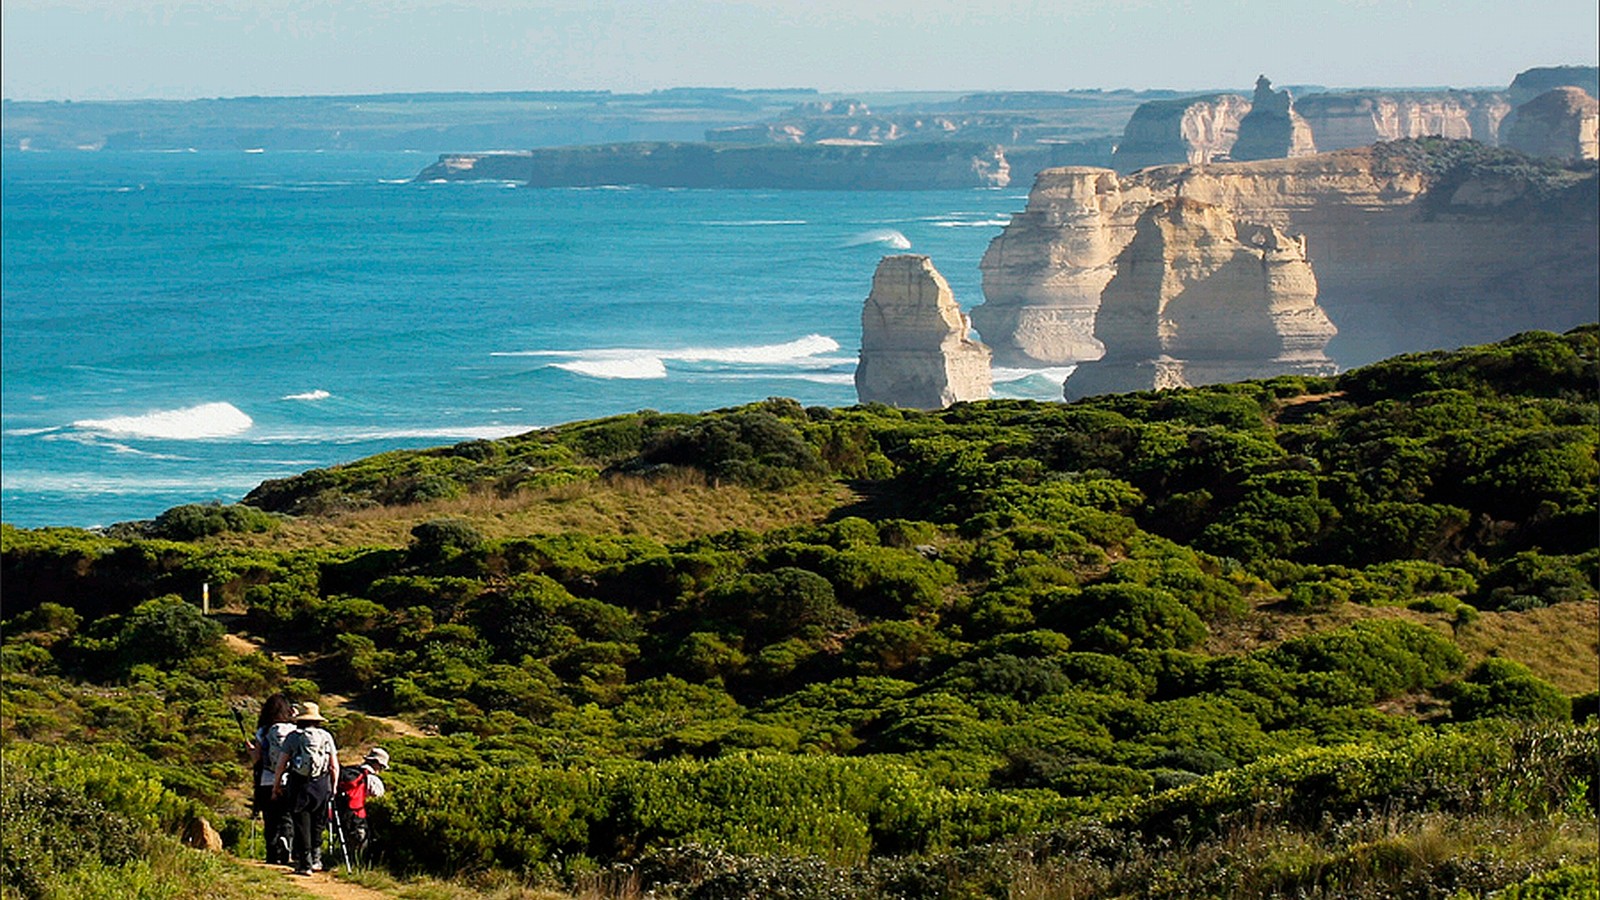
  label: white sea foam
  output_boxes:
[247,424,541,445]
[843,229,912,249]
[553,357,669,380]
[496,335,841,370]
[282,389,332,401]
[0,472,270,494]
[933,219,1011,228]
[992,366,1077,384]
[71,402,253,440]
[378,178,412,184]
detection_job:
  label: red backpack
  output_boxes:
[335,767,370,819]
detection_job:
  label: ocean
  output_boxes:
[1,150,1069,529]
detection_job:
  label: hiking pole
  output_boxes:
[231,705,259,859]
[328,794,352,874]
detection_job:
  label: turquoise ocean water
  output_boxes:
[1,150,1066,528]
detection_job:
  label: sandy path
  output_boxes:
[242,859,393,900]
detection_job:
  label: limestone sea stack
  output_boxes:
[970,167,1125,367]
[1110,94,1250,173]
[856,255,992,409]
[1230,76,1317,162]
[1065,198,1337,399]
[1502,87,1600,160]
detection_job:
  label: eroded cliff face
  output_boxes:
[856,255,992,409]
[1067,199,1336,397]
[970,167,1122,366]
[976,144,1599,375]
[1503,87,1600,161]
[1231,77,1318,162]
[1111,94,1250,172]
[1295,92,1511,151]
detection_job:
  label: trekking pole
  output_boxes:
[231,705,259,859]
[328,795,353,874]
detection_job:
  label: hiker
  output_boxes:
[271,701,339,876]
[245,693,297,865]
[334,746,389,858]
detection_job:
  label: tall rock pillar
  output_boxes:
[1231,75,1317,161]
[856,255,992,409]
[1066,198,1338,398]
[970,167,1127,367]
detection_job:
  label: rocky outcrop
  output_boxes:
[970,167,1123,366]
[418,142,1016,189]
[1111,94,1250,172]
[1231,76,1317,161]
[856,256,992,409]
[1502,87,1600,160]
[1066,199,1336,397]
[975,142,1599,372]
[1295,91,1511,150]
[1508,66,1600,106]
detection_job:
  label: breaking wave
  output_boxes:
[70,402,253,440]
[282,389,332,401]
[496,335,843,381]
[843,229,912,249]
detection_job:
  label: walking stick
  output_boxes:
[328,794,353,873]
[231,706,259,859]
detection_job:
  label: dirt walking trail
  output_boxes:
[241,858,392,900]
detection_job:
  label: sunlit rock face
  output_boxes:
[1066,198,1337,398]
[856,255,992,410]
[1503,87,1600,161]
[1111,94,1251,173]
[971,167,1125,367]
[1295,92,1512,150]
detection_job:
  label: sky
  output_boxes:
[2,0,1597,101]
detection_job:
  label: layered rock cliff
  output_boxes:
[970,167,1121,366]
[1110,94,1250,172]
[1502,87,1600,160]
[1066,199,1337,398]
[1294,91,1511,150]
[974,141,1599,373]
[1231,77,1318,162]
[856,255,992,409]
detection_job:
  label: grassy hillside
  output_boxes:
[4,326,1597,899]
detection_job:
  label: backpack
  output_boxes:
[287,727,334,779]
[335,767,370,818]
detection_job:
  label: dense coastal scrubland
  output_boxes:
[3,327,1596,898]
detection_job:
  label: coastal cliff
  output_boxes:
[1066,199,1337,398]
[973,141,1599,369]
[1112,81,1511,171]
[418,142,1012,189]
[1109,94,1249,172]
[856,255,992,409]
[1502,87,1600,161]
[1294,91,1511,151]
[971,167,1121,366]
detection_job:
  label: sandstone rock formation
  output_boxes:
[1066,199,1337,398]
[1295,91,1511,150]
[976,143,1598,373]
[856,255,992,409]
[1231,76,1317,161]
[1111,94,1250,172]
[1502,87,1600,160]
[1508,66,1600,107]
[970,167,1124,366]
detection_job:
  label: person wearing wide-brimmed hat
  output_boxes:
[272,701,339,875]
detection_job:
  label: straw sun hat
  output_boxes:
[294,701,327,723]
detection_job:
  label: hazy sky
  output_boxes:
[3,0,1597,101]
